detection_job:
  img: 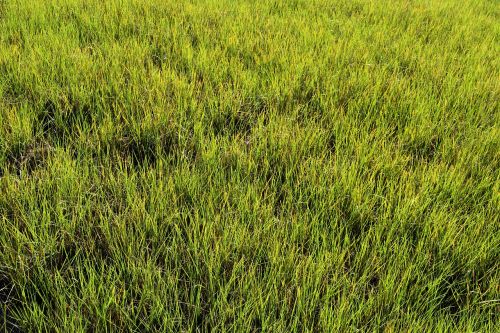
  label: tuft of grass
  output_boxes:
[1,0,499,331]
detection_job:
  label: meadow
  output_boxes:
[0,0,499,331]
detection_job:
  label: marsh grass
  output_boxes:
[0,0,499,331]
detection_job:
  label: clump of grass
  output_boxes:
[0,0,499,331]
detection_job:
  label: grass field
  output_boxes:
[0,0,499,331]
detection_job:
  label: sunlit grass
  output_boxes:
[0,0,499,331]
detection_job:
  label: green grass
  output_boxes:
[0,0,499,331]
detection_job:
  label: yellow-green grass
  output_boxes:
[0,0,499,331]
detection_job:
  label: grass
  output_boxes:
[0,0,499,331]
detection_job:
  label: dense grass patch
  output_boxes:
[0,0,499,331]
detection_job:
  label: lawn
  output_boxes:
[0,0,499,331]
